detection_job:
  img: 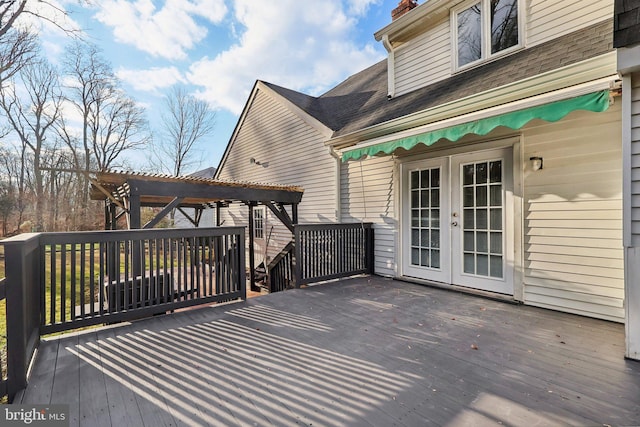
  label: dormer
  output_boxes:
[376,0,614,98]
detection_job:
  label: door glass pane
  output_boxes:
[476,231,488,252]
[490,208,502,230]
[477,254,489,276]
[461,160,503,278]
[431,209,440,228]
[421,170,430,188]
[489,161,502,183]
[421,190,430,207]
[421,209,430,227]
[431,168,440,187]
[464,209,475,228]
[464,253,475,274]
[411,171,419,189]
[476,210,487,229]
[490,185,502,206]
[490,255,503,277]
[412,248,420,264]
[457,3,482,67]
[490,232,502,254]
[421,249,429,267]
[491,0,519,54]
[431,230,440,248]
[431,189,440,207]
[421,229,430,247]
[431,250,440,269]
[410,167,441,269]
[412,229,420,246]
[464,231,475,251]
[476,163,488,183]
[476,186,487,207]
[412,190,419,207]
[463,164,475,185]
[463,187,474,207]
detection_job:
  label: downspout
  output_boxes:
[328,147,342,222]
[382,35,396,99]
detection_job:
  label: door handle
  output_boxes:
[451,221,458,227]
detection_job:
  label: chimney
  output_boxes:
[392,0,418,21]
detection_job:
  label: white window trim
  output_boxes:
[451,0,525,72]
[253,206,266,240]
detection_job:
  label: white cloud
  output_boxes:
[94,0,228,60]
[347,0,383,16]
[116,66,186,93]
[187,0,385,114]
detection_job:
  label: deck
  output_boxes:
[18,276,640,426]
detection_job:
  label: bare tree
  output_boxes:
[0,59,62,231]
[153,87,216,176]
[0,179,15,236]
[90,89,150,170]
[0,0,79,85]
[59,42,150,228]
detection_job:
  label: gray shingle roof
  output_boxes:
[266,20,613,138]
[614,0,640,47]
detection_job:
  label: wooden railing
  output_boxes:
[0,227,246,401]
[267,223,375,292]
[294,223,374,285]
[267,242,294,292]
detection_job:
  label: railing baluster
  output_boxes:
[124,240,130,310]
[61,246,66,322]
[99,242,105,316]
[50,245,56,324]
[89,243,95,316]
[70,244,76,321]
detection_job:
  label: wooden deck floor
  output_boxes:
[19,276,640,426]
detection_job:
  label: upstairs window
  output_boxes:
[454,0,520,69]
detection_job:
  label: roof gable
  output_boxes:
[214,81,332,178]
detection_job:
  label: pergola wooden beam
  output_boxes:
[143,197,184,229]
[128,179,303,205]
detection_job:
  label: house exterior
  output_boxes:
[615,0,640,359]
[215,0,638,359]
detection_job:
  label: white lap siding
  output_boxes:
[216,89,337,265]
[522,102,624,322]
[340,155,397,277]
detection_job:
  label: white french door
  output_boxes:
[402,148,514,295]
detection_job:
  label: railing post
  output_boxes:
[365,224,375,275]
[292,225,302,288]
[3,233,42,402]
[237,228,247,300]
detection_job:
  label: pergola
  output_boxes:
[89,170,304,287]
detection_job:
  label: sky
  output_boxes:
[33,0,404,173]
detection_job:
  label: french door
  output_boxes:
[402,148,513,294]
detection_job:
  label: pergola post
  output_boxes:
[105,201,118,280]
[248,202,258,292]
[291,203,302,288]
[130,194,142,278]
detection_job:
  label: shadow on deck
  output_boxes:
[18,276,640,426]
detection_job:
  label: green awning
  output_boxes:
[341,90,610,162]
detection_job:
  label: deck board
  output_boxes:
[19,277,640,426]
